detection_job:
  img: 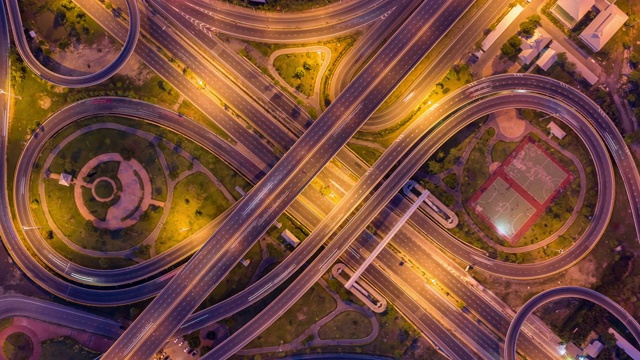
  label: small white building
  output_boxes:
[59,173,72,186]
[579,4,628,51]
[584,340,604,358]
[518,30,551,65]
[548,121,567,140]
[536,49,558,71]
[481,5,524,51]
[281,229,300,248]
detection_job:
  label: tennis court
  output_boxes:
[468,137,573,244]
[471,177,537,241]
[504,142,570,204]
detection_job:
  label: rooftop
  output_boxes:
[579,4,628,51]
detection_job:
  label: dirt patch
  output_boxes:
[38,95,51,110]
[493,109,525,138]
[116,54,151,86]
[474,254,599,310]
[49,35,121,76]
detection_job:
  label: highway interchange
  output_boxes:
[2,0,640,359]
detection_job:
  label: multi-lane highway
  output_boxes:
[2,0,640,358]
[103,1,475,358]
[162,0,398,43]
[201,83,615,359]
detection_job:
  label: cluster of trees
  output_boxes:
[9,49,27,84]
[51,0,92,50]
[519,14,541,36]
[500,34,523,58]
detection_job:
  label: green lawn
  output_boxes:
[266,214,310,248]
[40,337,100,360]
[3,332,33,360]
[318,311,373,340]
[131,122,251,201]
[0,318,12,332]
[491,140,519,163]
[347,143,382,166]
[43,178,164,253]
[155,172,231,253]
[198,241,263,309]
[177,100,234,143]
[461,128,495,202]
[274,52,324,97]
[247,283,336,347]
[21,0,111,47]
[157,141,194,180]
[37,126,167,253]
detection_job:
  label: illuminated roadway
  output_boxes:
[2,0,636,356]
[201,81,616,358]
[505,287,640,360]
[0,2,632,358]
[103,0,475,358]
[164,0,400,43]
[4,0,139,87]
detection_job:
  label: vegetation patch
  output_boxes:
[38,127,166,252]
[347,143,382,166]
[246,283,336,347]
[40,337,100,360]
[358,65,475,147]
[0,318,12,332]
[155,172,231,253]
[318,311,373,340]
[3,332,33,360]
[224,0,339,12]
[273,52,324,97]
[157,141,193,181]
[20,0,109,47]
[461,127,495,202]
[198,241,262,309]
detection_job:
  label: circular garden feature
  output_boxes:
[3,332,34,360]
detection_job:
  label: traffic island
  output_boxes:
[415,110,596,263]
[332,263,387,313]
[25,116,244,269]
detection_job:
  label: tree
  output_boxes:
[516,15,540,34]
[319,185,331,196]
[556,52,568,66]
[564,60,577,75]
[294,67,305,79]
[302,60,312,71]
[629,70,640,84]
[507,34,522,48]
[519,20,538,36]
[427,160,443,174]
[500,43,516,58]
[630,52,640,67]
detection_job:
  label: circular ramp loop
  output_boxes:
[4,0,139,87]
[505,286,640,360]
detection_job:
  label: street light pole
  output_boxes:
[0,89,22,100]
